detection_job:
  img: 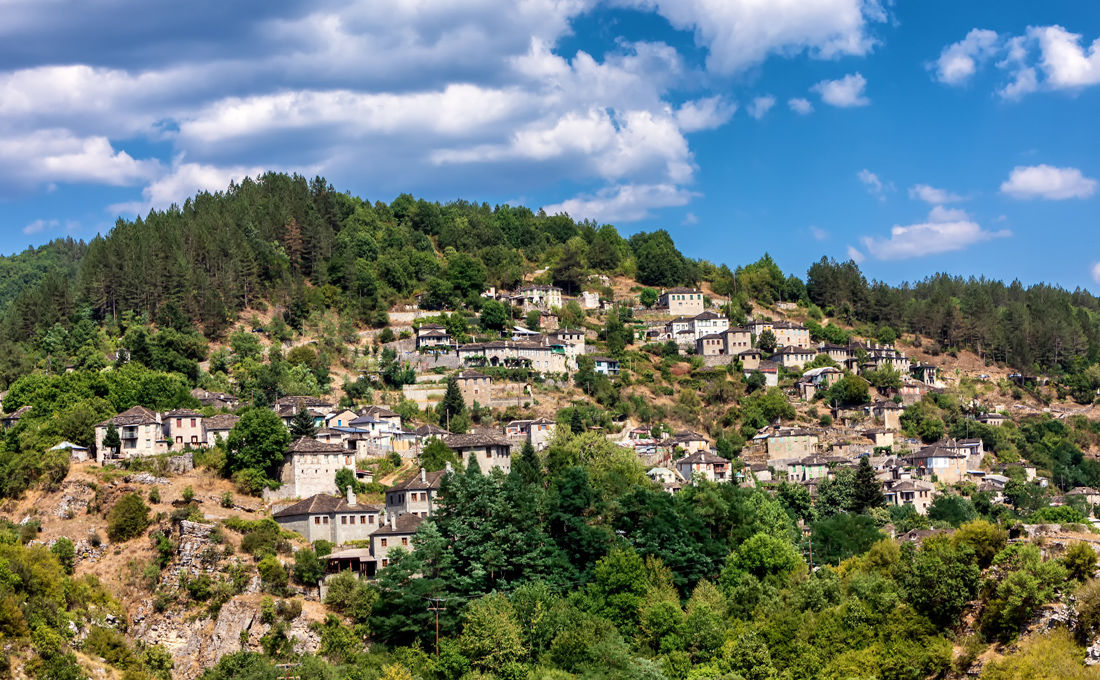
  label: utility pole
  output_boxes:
[426,597,446,656]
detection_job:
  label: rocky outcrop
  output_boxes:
[52,480,96,518]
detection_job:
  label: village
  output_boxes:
[35,279,1087,589]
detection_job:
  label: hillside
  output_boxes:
[4,176,1100,679]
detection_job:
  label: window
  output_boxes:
[323,517,329,524]
[369,515,375,524]
[341,516,347,525]
[176,418,182,427]
[381,559,388,567]
[360,515,366,524]
[380,538,388,547]
[401,537,408,546]
[314,517,320,525]
[190,418,196,427]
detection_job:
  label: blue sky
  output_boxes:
[1,1,1098,289]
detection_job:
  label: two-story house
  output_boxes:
[280,437,356,498]
[273,486,383,544]
[764,428,819,462]
[371,514,424,569]
[204,414,239,447]
[385,467,449,518]
[164,409,205,448]
[443,433,512,473]
[505,417,557,451]
[455,369,491,406]
[674,450,731,484]
[659,288,705,316]
[95,406,168,462]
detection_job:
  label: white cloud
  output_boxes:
[788,97,813,114]
[746,95,775,120]
[682,212,698,225]
[22,218,58,235]
[812,72,869,107]
[1000,164,1097,200]
[858,207,1010,260]
[541,183,696,222]
[933,28,1000,85]
[809,225,828,241]
[0,129,160,188]
[933,25,1100,98]
[857,169,892,200]
[618,0,885,74]
[846,245,865,264]
[1092,262,1100,284]
[1031,25,1100,89]
[675,96,736,132]
[909,184,962,204]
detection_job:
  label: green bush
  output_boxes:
[50,537,75,575]
[107,493,151,543]
[257,556,288,595]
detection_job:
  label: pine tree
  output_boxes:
[436,376,466,426]
[849,456,885,513]
[102,423,121,454]
[290,406,317,439]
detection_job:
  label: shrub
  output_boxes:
[148,487,161,504]
[50,537,75,575]
[323,570,377,623]
[107,493,151,543]
[292,548,324,587]
[1063,542,1097,583]
[257,556,288,595]
[181,486,195,503]
[220,492,234,508]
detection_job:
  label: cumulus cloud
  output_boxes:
[857,169,892,200]
[746,95,776,120]
[809,225,828,241]
[909,184,962,204]
[110,160,270,215]
[0,129,160,189]
[618,0,885,74]
[812,72,869,107]
[1000,164,1097,200]
[541,183,697,222]
[788,97,813,114]
[675,96,736,132]
[1092,262,1100,284]
[858,207,1010,260]
[22,218,58,235]
[846,245,865,264]
[933,24,1100,97]
[932,28,1000,84]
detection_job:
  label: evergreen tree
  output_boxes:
[436,376,466,427]
[850,456,885,513]
[289,406,317,439]
[102,422,121,454]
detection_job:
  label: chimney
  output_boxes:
[420,467,426,483]
[346,483,356,506]
[389,514,396,530]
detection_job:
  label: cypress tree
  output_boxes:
[850,456,885,513]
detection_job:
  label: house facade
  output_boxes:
[280,437,356,498]
[273,487,383,544]
[371,514,425,569]
[95,406,167,462]
[165,409,204,447]
[505,417,557,451]
[386,467,448,518]
[443,433,513,473]
[659,288,704,316]
[674,450,731,483]
[765,428,819,462]
[455,369,492,406]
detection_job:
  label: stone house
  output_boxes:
[662,431,710,454]
[455,369,492,406]
[975,412,1007,427]
[274,396,333,429]
[1066,487,1100,508]
[204,413,239,447]
[372,514,425,569]
[772,346,815,370]
[416,324,452,349]
[864,428,894,449]
[674,450,731,483]
[786,455,846,482]
[505,417,557,451]
[748,320,810,348]
[443,433,512,473]
[513,285,563,310]
[386,467,449,518]
[738,349,761,370]
[726,327,752,354]
[695,332,727,357]
[659,287,705,316]
[753,360,779,387]
[886,479,936,514]
[902,445,968,484]
[190,388,239,410]
[764,428,819,462]
[273,486,383,544]
[280,437,356,499]
[165,409,205,448]
[871,400,904,431]
[324,409,359,429]
[1,405,31,429]
[456,340,569,373]
[95,406,168,462]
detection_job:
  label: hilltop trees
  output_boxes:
[226,408,291,491]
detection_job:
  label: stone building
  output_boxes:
[273,486,383,544]
[280,437,356,499]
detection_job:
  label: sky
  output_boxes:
[1,0,1098,290]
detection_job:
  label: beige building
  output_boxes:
[765,428,819,462]
[371,514,424,569]
[456,341,570,374]
[514,285,563,310]
[443,433,512,473]
[386,467,448,518]
[95,406,168,462]
[887,479,936,514]
[455,369,492,406]
[280,437,356,499]
[871,400,904,431]
[273,487,383,544]
[204,414,239,447]
[674,450,731,483]
[505,417,557,451]
[902,445,968,484]
[772,346,816,370]
[659,287,705,316]
[165,409,205,448]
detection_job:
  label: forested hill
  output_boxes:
[1,171,1099,385]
